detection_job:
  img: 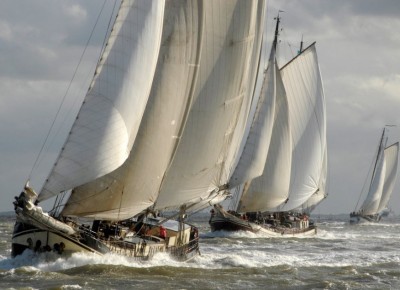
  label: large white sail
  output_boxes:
[62,0,267,219]
[278,43,327,211]
[376,142,399,213]
[295,144,328,214]
[62,0,203,219]
[359,145,386,215]
[228,35,276,189]
[38,0,165,202]
[296,191,326,214]
[219,0,267,189]
[155,0,267,210]
[238,61,291,213]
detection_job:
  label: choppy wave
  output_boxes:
[1,216,400,289]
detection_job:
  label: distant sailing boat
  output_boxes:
[350,127,399,224]
[209,15,327,236]
[12,0,267,260]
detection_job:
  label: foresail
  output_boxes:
[155,0,267,211]
[61,0,203,219]
[377,142,399,213]
[238,62,291,212]
[359,146,386,215]
[278,43,327,211]
[38,0,165,202]
[228,39,276,189]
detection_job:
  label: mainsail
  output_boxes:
[238,64,292,212]
[227,19,277,189]
[38,0,165,203]
[62,0,202,219]
[377,142,399,212]
[40,0,269,220]
[278,43,327,211]
[237,59,291,212]
[155,0,267,210]
[221,14,287,214]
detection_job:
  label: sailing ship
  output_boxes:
[209,15,327,236]
[11,0,268,260]
[350,127,399,224]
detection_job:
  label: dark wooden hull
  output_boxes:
[209,205,316,237]
[209,212,257,233]
[349,213,380,224]
[12,220,200,262]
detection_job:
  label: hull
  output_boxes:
[349,213,380,224]
[209,212,262,233]
[12,190,200,261]
[209,205,316,237]
[12,220,200,261]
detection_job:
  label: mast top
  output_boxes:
[273,11,283,50]
[298,35,304,54]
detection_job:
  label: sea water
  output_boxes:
[0,213,399,289]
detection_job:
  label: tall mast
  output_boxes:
[369,128,386,190]
[272,13,281,51]
[298,35,304,54]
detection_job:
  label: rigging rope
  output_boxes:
[27,0,109,183]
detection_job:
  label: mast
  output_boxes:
[298,35,303,54]
[272,13,281,51]
[369,128,387,191]
[235,13,292,213]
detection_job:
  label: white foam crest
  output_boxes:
[192,246,328,269]
[314,229,360,240]
[35,252,140,272]
[0,250,38,270]
[201,229,317,240]
[201,230,260,239]
[196,235,400,269]
[2,244,399,272]
[358,222,400,229]
[0,249,197,272]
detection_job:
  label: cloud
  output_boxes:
[0,20,12,41]
[64,4,87,22]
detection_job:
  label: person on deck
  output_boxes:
[159,226,167,239]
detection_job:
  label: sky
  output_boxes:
[1,0,400,215]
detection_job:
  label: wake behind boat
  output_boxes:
[350,127,399,224]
